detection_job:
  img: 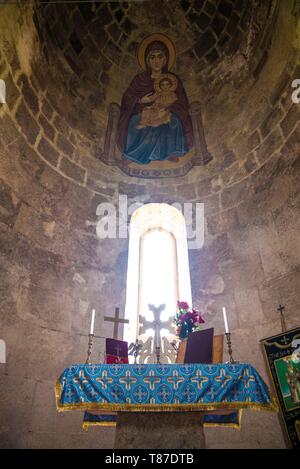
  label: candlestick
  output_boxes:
[225,332,237,364]
[155,346,161,364]
[222,307,229,333]
[85,333,94,364]
[90,309,95,335]
[128,340,143,364]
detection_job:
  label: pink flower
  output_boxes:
[198,314,205,324]
[177,301,189,310]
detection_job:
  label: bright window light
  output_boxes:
[139,229,178,339]
[124,203,192,349]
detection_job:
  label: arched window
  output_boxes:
[124,203,192,357]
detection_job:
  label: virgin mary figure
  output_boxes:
[117,34,193,165]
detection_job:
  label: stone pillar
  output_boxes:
[114,412,206,449]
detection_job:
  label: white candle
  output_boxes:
[90,309,95,335]
[222,307,229,333]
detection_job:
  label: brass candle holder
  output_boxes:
[170,340,179,353]
[85,333,94,364]
[225,332,237,364]
[155,346,161,364]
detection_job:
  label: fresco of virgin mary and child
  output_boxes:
[117,34,193,165]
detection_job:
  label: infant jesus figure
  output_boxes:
[136,74,178,129]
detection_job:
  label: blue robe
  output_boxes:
[124,113,188,164]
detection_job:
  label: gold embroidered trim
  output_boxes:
[82,421,117,431]
[55,380,278,413]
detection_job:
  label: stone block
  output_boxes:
[38,137,60,166]
[15,101,40,145]
[201,193,220,214]
[211,14,226,35]
[254,223,290,281]
[205,410,286,448]
[272,203,300,270]
[50,429,115,449]
[115,412,205,449]
[118,182,146,199]
[221,179,252,210]
[281,123,300,165]
[12,322,74,381]
[53,114,70,136]
[0,178,21,227]
[102,40,122,65]
[197,177,213,198]
[38,114,55,141]
[57,134,75,158]
[250,152,283,195]
[59,157,85,184]
[280,104,300,137]
[0,375,36,435]
[207,207,239,235]
[270,71,291,106]
[14,203,57,248]
[256,129,283,163]
[17,74,39,115]
[176,182,197,200]
[30,380,82,433]
[260,107,284,139]
[12,138,46,181]
[16,283,73,332]
[5,73,20,110]
[41,100,54,120]
[16,432,55,449]
[234,287,265,327]
[194,31,216,57]
[243,153,258,174]
[220,253,265,291]
[0,114,21,148]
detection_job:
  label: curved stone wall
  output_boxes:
[0,0,299,448]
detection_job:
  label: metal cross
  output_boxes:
[139,304,174,349]
[104,307,129,339]
[277,304,287,333]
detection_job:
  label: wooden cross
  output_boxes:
[277,304,287,333]
[104,307,129,339]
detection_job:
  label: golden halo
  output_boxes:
[137,33,176,71]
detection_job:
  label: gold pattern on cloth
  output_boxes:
[238,368,256,388]
[215,368,232,387]
[55,380,279,413]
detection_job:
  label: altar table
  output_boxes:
[56,363,277,420]
[56,363,277,448]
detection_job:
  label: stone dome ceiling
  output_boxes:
[34,0,277,143]
[1,0,299,188]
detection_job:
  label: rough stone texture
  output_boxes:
[0,0,299,450]
[115,412,206,449]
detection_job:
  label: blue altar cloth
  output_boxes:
[82,410,241,430]
[56,363,277,429]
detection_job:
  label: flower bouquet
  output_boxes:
[174,301,205,340]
